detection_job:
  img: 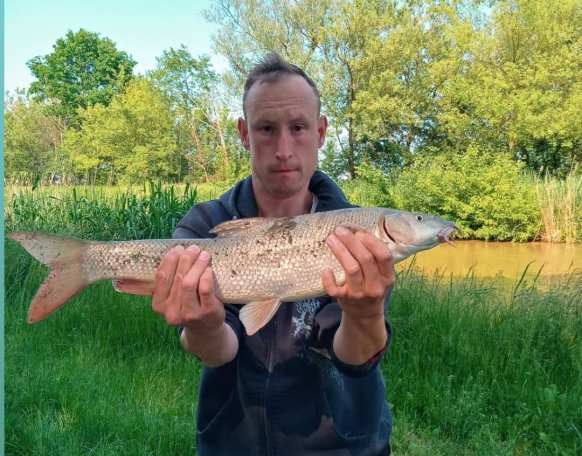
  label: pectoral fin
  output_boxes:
[112,279,154,295]
[239,298,283,336]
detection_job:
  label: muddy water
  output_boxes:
[398,241,582,287]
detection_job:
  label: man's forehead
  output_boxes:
[246,75,319,118]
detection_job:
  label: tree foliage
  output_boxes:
[4,92,68,177]
[150,47,247,183]
[5,0,580,192]
[27,29,136,127]
[391,147,541,241]
[204,0,581,177]
[61,78,179,183]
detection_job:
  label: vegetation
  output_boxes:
[537,170,582,243]
[5,0,581,453]
[4,185,581,455]
[340,166,582,243]
[26,29,136,128]
[5,0,581,185]
[5,165,582,243]
[4,181,199,240]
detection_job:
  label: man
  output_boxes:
[130,54,394,455]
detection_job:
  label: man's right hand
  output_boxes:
[115,245,239,366]
[152,245,225,331]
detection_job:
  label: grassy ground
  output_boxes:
[4,182,582,454]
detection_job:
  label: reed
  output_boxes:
[537,169,582,243]
[4,180,199,240]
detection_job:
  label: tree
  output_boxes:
[150,47,245,183]
[27,29,136,128]
[436,0,582,175]
[205,0,383,177]
[352,0,477,169]
[4,92,69,178]
[62,78,179,183]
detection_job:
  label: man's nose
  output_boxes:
[275,130,293,159]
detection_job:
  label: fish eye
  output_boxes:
[415,215,423,221]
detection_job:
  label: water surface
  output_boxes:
[398,241,582,287]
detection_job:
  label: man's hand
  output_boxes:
[152,245,224,330]
[322,226,395,365]
[116,245,238,366]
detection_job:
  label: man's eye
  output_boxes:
[293,125,305,132]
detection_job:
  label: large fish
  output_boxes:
[9,207,458,335]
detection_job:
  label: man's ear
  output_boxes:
[238,117,251,150]
[317,115,328,148]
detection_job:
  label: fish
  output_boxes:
[9,207,458,335]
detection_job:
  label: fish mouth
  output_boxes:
[438,225,459,246]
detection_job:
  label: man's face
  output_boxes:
[238,74,327,199]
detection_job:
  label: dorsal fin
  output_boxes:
[210,217,267,237]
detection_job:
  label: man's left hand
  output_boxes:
[322,225,395,318]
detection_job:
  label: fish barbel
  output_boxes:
[9,207,458,335]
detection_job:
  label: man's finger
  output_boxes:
[152,246,183,312]
[321,267,340,297]
[326,230,363,284]
[355,231,394,279]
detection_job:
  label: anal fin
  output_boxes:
[239,298,283,336]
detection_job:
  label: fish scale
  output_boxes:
[9,207,458,335]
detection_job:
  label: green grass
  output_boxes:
[386,266,582,455]
[4,181,582,454]
[5,242,201,455]
[5,241,581,455]
[4,180,199,240]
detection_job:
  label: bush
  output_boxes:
[391,147,541,241]
[340,162,394,207]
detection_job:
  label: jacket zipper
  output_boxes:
[263,317,275,455]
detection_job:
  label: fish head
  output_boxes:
[378,209,459,263]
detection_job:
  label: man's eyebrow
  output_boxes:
[289,115,310,124]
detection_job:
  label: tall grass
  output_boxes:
[537,170,582,243]
[387,266,582,455]
[4,180,199,240]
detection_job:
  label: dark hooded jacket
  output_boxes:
[174,171,392,456]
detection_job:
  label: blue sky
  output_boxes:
[4,0,225,93]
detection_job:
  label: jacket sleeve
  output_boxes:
[309,296,391,377]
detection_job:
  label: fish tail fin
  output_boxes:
[9,232,90,323]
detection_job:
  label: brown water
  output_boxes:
[398,241,582,287]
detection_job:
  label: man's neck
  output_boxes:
[255,189,314,218]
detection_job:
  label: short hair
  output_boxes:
[242,53,321,117]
